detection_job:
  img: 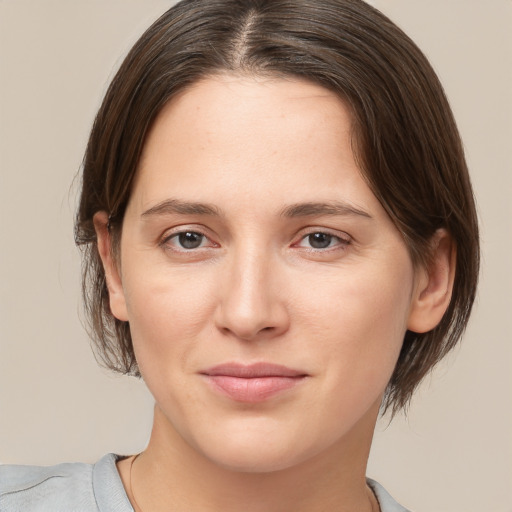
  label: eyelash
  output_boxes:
[159,227,351,254]
[294,230,351,252]
[160,229,218,252]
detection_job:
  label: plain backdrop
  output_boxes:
[0,1,511,511]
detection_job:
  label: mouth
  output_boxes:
[200,362,308,403]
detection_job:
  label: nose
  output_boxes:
[214,247,290,341]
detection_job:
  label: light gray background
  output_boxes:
[0,1,511,511]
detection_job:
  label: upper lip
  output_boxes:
[201,362,307,378]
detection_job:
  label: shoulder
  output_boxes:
[367,478,412,512]
[0,453,132,512]
[0,459,95,511]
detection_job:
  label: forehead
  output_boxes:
[129,74,380,218]
[139,74,353,164]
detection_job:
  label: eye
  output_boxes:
[296,231,350,250]
[306,233,334,249]
[162,230,214,251]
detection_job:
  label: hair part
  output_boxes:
[75,0,479,415]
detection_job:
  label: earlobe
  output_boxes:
[407,229,456,333]
[93,211,129,322]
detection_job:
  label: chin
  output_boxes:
[203,442,309,474]
[185,420,332,475]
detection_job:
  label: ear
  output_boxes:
[93,211,129,322]
[407,229,456,333]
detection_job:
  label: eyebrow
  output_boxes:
[280,201,372,219]
[140,199,372,220]
[141,199,222,218]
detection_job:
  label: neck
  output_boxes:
[120,403,380,512]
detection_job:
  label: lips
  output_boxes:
[200,363,307,403]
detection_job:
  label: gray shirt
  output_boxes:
[0,453,411,511]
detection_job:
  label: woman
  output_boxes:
[0,1,479,511]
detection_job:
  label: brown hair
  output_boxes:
[75,0,479,414]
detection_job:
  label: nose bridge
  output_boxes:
[216,241,288,340]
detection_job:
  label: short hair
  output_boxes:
[75,0,479,415]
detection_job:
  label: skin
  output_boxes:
[95,75,454,512]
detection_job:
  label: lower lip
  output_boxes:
[204,375,305,403]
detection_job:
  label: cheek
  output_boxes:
[120,265,218,373]
[301,257,414,396]
[302,255,412,341]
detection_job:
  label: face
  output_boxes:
[104,75,425,472]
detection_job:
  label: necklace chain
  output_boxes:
[129,453,143,512]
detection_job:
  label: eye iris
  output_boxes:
[178,232,203,249]
[308,233,332,249]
